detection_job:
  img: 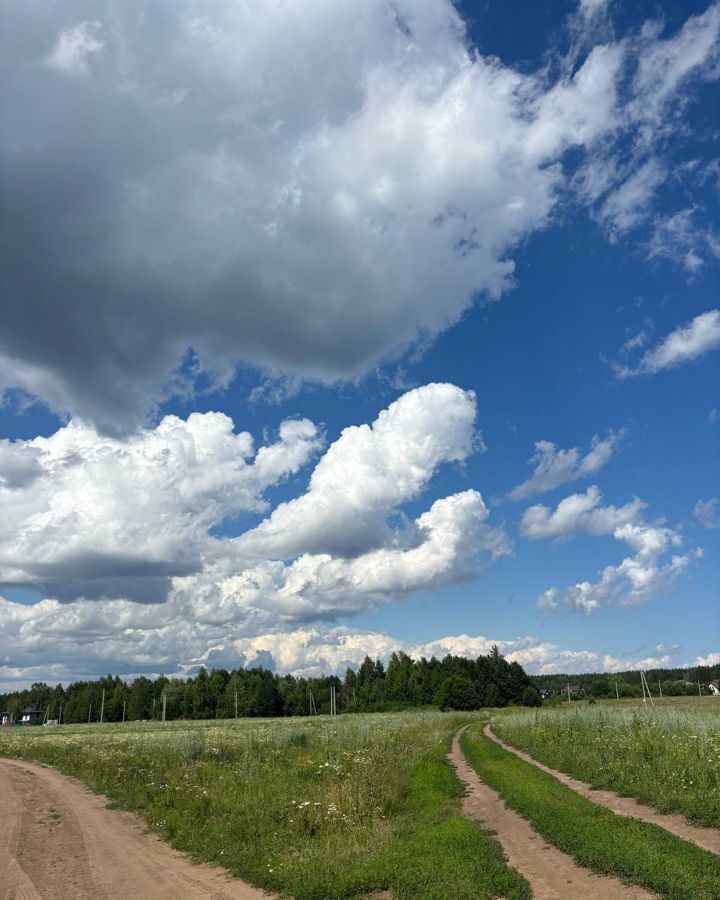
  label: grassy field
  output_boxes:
[493,697,720,827]
[0,711,530,900]
[461,722,720,900]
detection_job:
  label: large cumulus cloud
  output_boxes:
[2,1,718,428]
[0,383,511,682]
[0,411,322,601]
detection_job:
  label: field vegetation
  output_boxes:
[0,711,530,900]
[461,718,720,900]
[494,698,720,826]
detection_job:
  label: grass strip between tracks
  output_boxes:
[461,725,720,900]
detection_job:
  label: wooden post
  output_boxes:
[698,680,702,697]
[122,700,126,723]
[88,702,92,724]
[658,679,663,698]
[640,671,654,707]
[615,681,619,700]
[567,683,571,704]
[162,692,167,723]
[59,705,63,725]
[100,688,105,724]
[235,690,238,719]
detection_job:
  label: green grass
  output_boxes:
[461,725,720,900]
[494,697,720,826]
[0,712,529,900]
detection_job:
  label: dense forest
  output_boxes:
[532,663,720,699]
[0,647,541,723]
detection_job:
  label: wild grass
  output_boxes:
[493,697,720,826]
[0,712,530,900]
[461,724,720,900]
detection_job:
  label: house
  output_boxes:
[19,706,42,726]
[709,680,719,696]
[1,711,13,726]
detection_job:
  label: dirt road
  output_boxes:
[0,758,277,900]
[484,723,720,856]
[448,727,655,900]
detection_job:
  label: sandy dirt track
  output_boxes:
[0,758,278,900]
[485,723,720,856]
[448,727,655,900]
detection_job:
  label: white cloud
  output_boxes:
[234,382,478,561]
[505,430,623,502]
[0,614,688,689]
[598,159,666,238]
[630,4,720,139]
[694,497,720,529]
[0,412,321,602]
[0,384,511,684]
[615,309,720,377]
[538,513,702,614]
[45,21,104,74]
[695,652,720,667]
[227,628,679,679]
[648,207,720,272]
[578,0,610,21]
[521,485,645,539]
[1,2,719,427]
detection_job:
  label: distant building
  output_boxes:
[19,707,42,725]
[1,711,12,726]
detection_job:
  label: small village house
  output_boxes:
[19,706,42,725]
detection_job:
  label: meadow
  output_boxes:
[2,698,719,900]
[493,697,720,827]
[0,710,529,900]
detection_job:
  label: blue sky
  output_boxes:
[0,0,718,688]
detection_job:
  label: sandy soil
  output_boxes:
[448,727,655,900]
[0,758,278,900]
[485,723,720,856]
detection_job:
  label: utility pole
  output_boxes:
[100,688,105,724]
[235,690,238,719]
[615,681,619,700]
[58,705,62,725]
[698,680,702,697]
[88,703,92,724]
[567,682,571,704]
[640,671,654,707]
[658,679,663,698]
[122,700,126,723]
[162,692,167,723]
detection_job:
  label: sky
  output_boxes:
[0,0,718,690]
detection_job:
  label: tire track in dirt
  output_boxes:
[448,727,656,900]
[0,758,278,900]
[485,723,720,856]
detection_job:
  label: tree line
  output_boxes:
[0,646,541,723]
[532,663,720,700]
